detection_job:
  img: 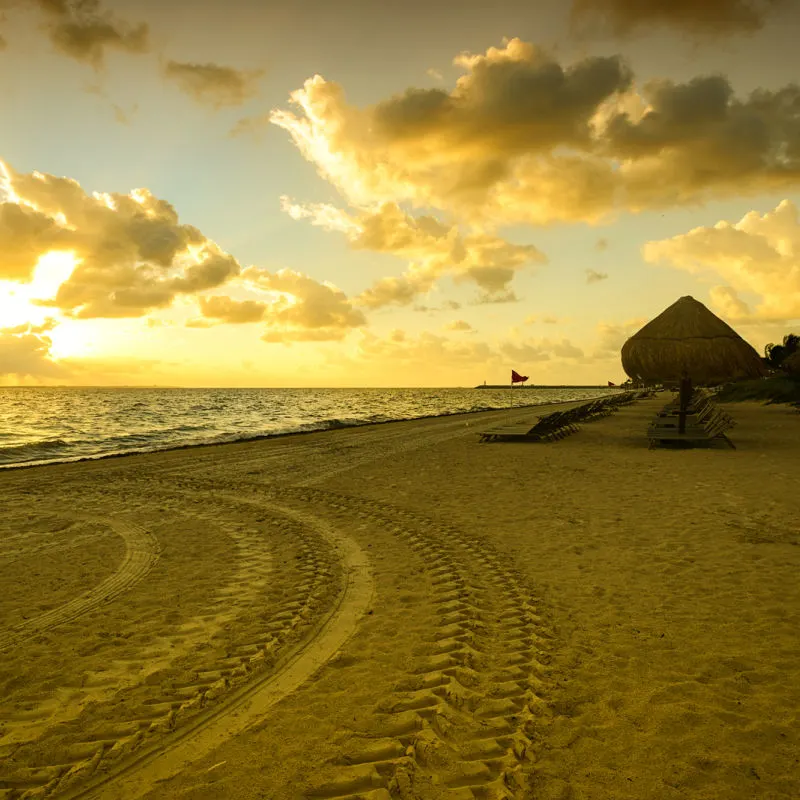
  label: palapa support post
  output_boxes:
[678,370,692,434]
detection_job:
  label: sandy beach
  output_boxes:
[1,395,799,800]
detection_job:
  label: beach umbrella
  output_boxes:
[621,295,766,386]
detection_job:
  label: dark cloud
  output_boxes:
[31,0,149,68]
[164,60,264,109]
[373,44,632,155]
[606,77,800,207]
[570,0,786,37]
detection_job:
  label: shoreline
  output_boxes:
[0,391,620,472]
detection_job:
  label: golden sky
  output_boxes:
[1,0,799,386]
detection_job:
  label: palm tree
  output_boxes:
[764,333,799,370]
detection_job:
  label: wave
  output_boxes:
[0,388,621,469]
[0,438,72,464]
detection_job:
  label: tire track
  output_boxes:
[232,486,554,800]
[0,507,272,786]
[1,501,368,800]
[0,516,160,652]
[55,501,373,800]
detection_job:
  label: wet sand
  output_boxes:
[1,396,798,800]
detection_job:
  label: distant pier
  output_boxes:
[474,384,618,389]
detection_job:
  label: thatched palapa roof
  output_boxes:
[621,296,766,385]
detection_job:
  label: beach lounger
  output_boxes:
[647,398,736,449]
[479,409,579,442]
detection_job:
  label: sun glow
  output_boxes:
[0,250,77,331]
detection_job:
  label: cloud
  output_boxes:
[499,341,552,363]
[241,267,366,342]
[13,0,150,68]
[586,268,608,283]
[542,315,560,324]
[570,0,786,37]
[549,339,585,358]
[602,77,800,208]
[426,68,444,82]
[643,199,800,321]
[444,319,473,332]
[0,324,67,379]
[271,38,800,223]
[164,60,264,109]
[595,237,609,251]
[198,294,268,324]
[414,300,462,313]
[229,114,272,138]
[355,330,495,366]
[1,158,240,318]
[592,317,648,356]
[0,200,73,281]
[471,289,520,305]
[282,197,546,306]
[270,39,632,225]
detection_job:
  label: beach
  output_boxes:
[1,395,799,800]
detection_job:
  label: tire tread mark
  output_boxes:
[0,516,160,652]
[257,487,552,800]
[41,501,372,800]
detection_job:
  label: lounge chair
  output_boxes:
[479,409,579,443]
[647,397,736,449]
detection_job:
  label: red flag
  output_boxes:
[511,370,528,383]
[607,381,616,386]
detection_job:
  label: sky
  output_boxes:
[1,0,799,387]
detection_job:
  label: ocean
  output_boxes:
[0,386,622,468]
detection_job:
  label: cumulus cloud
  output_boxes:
[164,61,264,109]
[444,319,473,332]
[570,0,786,37]
[602,77,800,208]
[241,267,366,342]
[8,0,150,68]
[271,39,632,225]
[1,159,240,318]
[643,199,800,321]
[282,197,546,306]
[0,324,66,379]
[198,295,267,323]
[271,38,800,223]
[586,268,608,283]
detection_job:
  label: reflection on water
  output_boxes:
[0,386,621,468]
